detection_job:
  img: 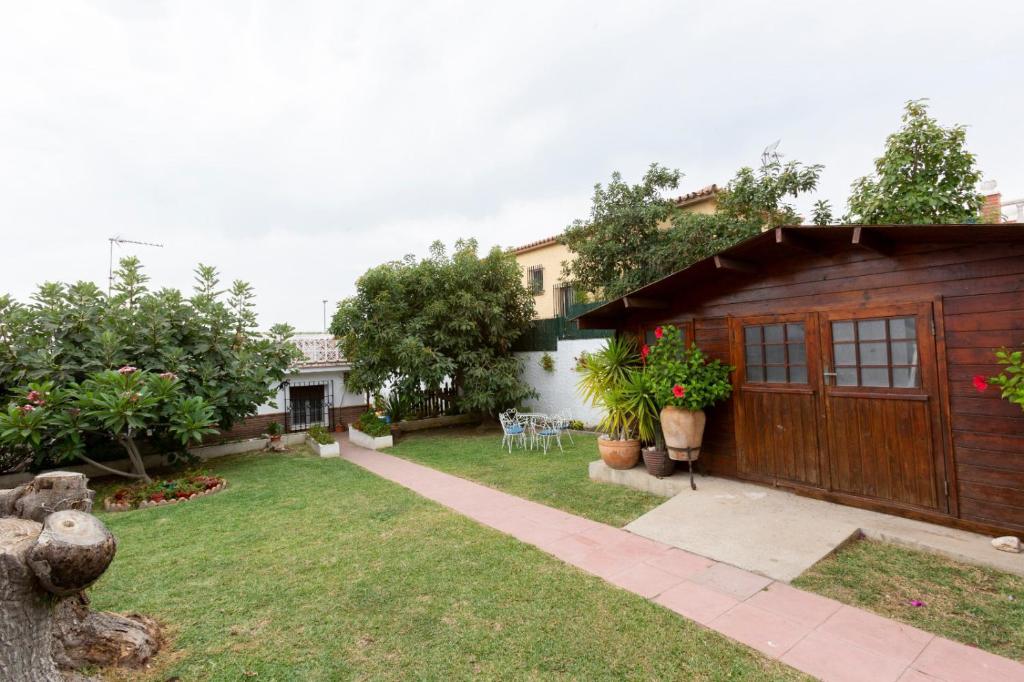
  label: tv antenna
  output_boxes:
[108,235,164,294]
[761,139,782,165]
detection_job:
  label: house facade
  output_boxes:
[512,184,720,320]
[579,224,1024,537]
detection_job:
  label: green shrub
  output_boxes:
[355,411,391,438]
[307,424,334,445]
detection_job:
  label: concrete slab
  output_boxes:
[590,462,1024,581]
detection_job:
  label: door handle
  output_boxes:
[823,367,837,385]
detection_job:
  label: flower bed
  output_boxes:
[104,472,227,512]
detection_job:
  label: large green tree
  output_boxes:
[0,258,299,473]
[330,239,536,415]
[846,99,984,224]
[562,154,823,300]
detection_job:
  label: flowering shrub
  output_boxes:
[107,471,225,508]
[646,325,734,411]
[355,410,391,438]
[985,348,1024,412]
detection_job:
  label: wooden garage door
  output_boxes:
[732,304,948,513]
[820,303,948,512]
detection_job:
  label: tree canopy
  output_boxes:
[0,258,299,474]
[330,239,536,415]
[561,154,823,300]
[846,99,984,224]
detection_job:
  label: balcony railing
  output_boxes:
[292,334,344,367]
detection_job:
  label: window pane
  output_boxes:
[889,317,916,340]
[786,323,805,342]
[836,367,858,386]
[747,365,765,382]
[766,365,787,383]
[892,367,920,388]
[861,367,890,387]
[765,344,785,364]
[832,321,854,342]
[744,326,761,344]
[788,343,807,365]
[834,343,857,366]
[745,345,762,366]
[859,341,889,366]
[858,319,886,341]
[891,340,918,365]
[789,365,808,384]
[764,324,784,343]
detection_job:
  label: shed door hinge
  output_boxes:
[930,318,936,336]
[943,480,949,497]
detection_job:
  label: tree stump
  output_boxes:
[0,474,162,678]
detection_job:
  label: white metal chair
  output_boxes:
[554,412,575,445]
[534,416,563,453]
[499,410,526,453]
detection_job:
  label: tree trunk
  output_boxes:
[0,474,162,677]
[118,436,152,483]
[0,518,62,681]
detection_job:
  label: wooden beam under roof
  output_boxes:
[713,255,757,274]
[851,226,895,255]
[623,296,668,310]
[774,227,819,253]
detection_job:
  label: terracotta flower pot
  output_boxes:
[660,406,706,462]
[597,437,641,470]
[642,447,676,477]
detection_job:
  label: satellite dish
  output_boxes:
[979,179,997,192]
[762,139,782,164]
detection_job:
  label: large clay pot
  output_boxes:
[642,447,676,477]
[660,407,706,462]
[598,437,641,470]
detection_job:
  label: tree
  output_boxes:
[0,258,300,475]
[562,154,823,299]
[331,239,536,415]
[846,99,984,224]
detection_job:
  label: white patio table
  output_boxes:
[514,412,549,450]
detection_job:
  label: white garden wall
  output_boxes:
[516,338,606,427]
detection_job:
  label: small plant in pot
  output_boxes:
[266,421,285,451]
[613,366,674,478]
[577,335,644,469]
[646,325,733,487]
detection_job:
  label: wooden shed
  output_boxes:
[577,224,1024,536]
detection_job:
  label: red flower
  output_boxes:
[972,375,988,392]
[640,344,650,361]
[118,365,138,375]
[654,327,664,339]
[672,384,686,398]
[19,404,35,413]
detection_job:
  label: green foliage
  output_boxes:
[811,199,834,226]
[646,325,733,411]
[605,368,659,443]
[355,410,391,437]
[376,386,413,422]
[307,424,334,445]
[846,99,984,224]
[562,154,823,300]
[539,352,555,373]
[988,348,1024,412]
[331,239,536,416]
[0,257,300,473]
[576,336,652,441]
[0,369,217,481]
[266,421,283,436]
[107,471,224,507]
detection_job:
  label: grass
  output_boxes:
[793,538,1024,660]
[385,428,665,527]
[91,450,804,681]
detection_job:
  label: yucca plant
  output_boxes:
[576,335,641,409]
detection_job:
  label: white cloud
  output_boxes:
[2,1,1022,329]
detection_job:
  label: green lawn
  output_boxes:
[91,450,803,680]
[793,539,1024,661]
[385,429,664,527]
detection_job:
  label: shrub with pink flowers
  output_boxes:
[985,348,1024,412]
[645,324,734,411]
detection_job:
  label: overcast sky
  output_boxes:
[2,1,1022,331]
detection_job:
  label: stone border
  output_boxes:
[306,436,340,458]
[349,426,393,450]
[102,481,227,513]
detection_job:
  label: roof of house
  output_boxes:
[511,184,720,255]
[575,223,1024,327]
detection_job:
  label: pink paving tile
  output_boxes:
[910,637,1024,682]
[572,547,645,580]
[745,582,843,629]
[642,547,715,578]
[606,562,686,599]
[817,606,933,664]
[654,580,740,625]
[781,630,912,682]
[709,602,812,659]
[897,670,942,682]
[688,562,773,600]
[543,533,605,564]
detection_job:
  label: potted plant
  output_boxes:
[266,421,284,451]
[647,325,733,486]
[577,336,643,470]
[613,367,674,477]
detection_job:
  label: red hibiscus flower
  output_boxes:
[640,344,650,361]
[672,384,686,398]
[654,327,664,339]
[972,375,988,392]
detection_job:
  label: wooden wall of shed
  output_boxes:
[629,239,1024,535]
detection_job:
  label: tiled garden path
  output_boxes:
[341,443,1024,682]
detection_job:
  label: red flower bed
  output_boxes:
[104,472,226,512]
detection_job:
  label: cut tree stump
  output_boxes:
[0,473,162,679]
